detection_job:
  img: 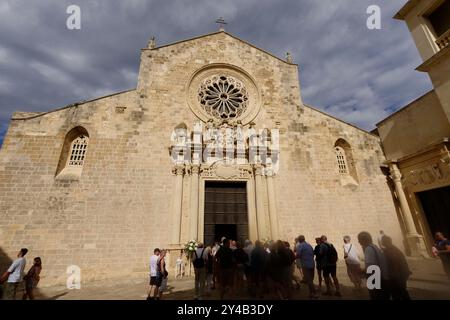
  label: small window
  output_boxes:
[334,139,358,185]
[68,135,89,166]
[55,126,89,180]
[335,147,348,174]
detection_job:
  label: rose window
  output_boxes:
[198,75,249,119]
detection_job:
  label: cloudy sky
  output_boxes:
[0,0,432,146]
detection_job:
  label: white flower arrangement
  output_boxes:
[184,239,199,258]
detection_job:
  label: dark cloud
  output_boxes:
[0,0,432,146]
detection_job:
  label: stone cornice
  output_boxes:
[416,45,450,72]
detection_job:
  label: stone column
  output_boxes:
[189,165,200,241]
[266,167,279,241]
[246,173,258,241]
[171,164,184,245]
[254,164,268,240]
[389,163,425,256]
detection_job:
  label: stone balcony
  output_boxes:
[435,29,450,50]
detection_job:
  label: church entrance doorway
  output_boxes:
[203,181,248,246]
[417,185,450,239]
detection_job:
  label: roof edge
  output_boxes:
[375,89,435,127]
[11,88,136,121]
[393,0,420,20]
[302,103,377,137]
[142,30,298,67]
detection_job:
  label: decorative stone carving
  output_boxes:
[198,75,248,120]
[186,64,261,125]
[286,52,292,63]
[402,158,450,187]
[115,106,127,114]
[172,165,185,176]
[148,37,156,49]
[200,162,252,180]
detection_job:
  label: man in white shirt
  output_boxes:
[0,248,28,300]
[146,248,160,300]
[343,235,362,289]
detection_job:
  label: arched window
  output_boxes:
[68,134,88,166]
[335,146,348,174]
[334,138,358,185]
[55,126,89,179]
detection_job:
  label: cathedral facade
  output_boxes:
[0,31,404,286]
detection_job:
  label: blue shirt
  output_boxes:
[295,242,315,269]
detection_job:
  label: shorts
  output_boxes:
[322,265,337,277]
[153,276,163,287]
[149,276,158,286]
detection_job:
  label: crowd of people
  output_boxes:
[145,230,450,300]
[0,230,448,300]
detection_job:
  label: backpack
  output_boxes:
[193,248,206,269]
[326,243,338,263]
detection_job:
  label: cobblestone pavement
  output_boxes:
[30,258,450,300]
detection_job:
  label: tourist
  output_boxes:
[293,237,303,287]
[243,240,254,286]
[147,248,160,300]
[343,235,363,289]
[0,248,28,300]
[313,238,323,288]
[267,242,284,299]
[206,246,214,293]
[22,257,42,300]
[267,241,293,299]
[434,232,450,279]
[283,241,296,297]
[233,241,249,295]
[193,243,210,300]
[381,236,411,300]
[319,235,341,297]
[215,238,235,299]
[357,231,390,300]
[211,241,221,289]
[264,241,271,254]
[156,249,168,300]
[295,235,318,299]
[250,240,267,298]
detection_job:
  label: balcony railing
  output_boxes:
[435,29,450,50]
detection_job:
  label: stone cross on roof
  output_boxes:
[215,17,227,31]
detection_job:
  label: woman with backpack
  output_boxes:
[193,243,210,300]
